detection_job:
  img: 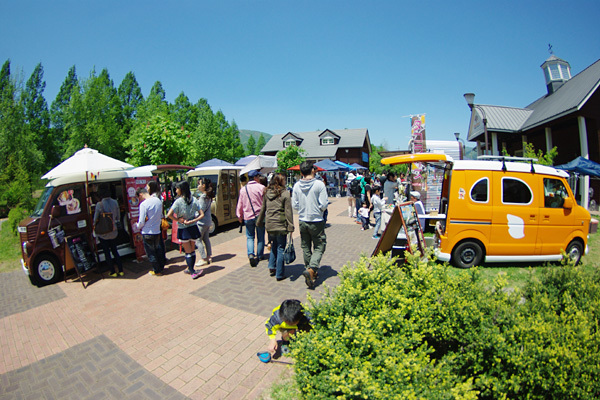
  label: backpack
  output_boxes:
[350,178,362,196]
[94,202,114,235]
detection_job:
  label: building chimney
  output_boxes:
[541,54,571,95]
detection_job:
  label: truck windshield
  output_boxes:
[32,186,54,217]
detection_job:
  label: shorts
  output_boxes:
[177,225,201,242]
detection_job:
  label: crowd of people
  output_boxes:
[93,161,415,290]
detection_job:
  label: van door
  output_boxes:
[489,173,539,256]
[539,177,575,255]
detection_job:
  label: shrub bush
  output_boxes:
[7,206,29,235]
[291,250,600,399]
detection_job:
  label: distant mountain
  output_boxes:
[239,130,272,146]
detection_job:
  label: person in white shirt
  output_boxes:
[410,191,426,231]
[136,180,166,276]
[370,186,386,239]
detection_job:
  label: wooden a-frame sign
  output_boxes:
[372,202,426,259]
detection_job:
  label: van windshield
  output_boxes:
[32,186,54,217]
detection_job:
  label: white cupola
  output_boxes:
[541,54,571,95]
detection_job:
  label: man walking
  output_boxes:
[135,181,166,276]
[237,170,266,267]
[292,161,328,289]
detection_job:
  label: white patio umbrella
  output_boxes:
[42,146,134,180]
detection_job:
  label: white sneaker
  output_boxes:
[195,259,208,267]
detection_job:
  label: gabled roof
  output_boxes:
[261,128,369,158]
[318,129,340,139]
[467,58,600,140]
[281,132,303,141]
[522,58,600,130]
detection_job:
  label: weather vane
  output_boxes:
[548,43,553,55]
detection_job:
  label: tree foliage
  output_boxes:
[246,135,256,155]
[256,133,266,153]
[276,145,306,173]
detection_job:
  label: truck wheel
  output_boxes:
[451,240,483,269]
[565,240,583,265]
[33,254,63,286]
[209,216,218,236]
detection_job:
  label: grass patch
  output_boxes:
[262,366,300,400]
[0,223,22,273]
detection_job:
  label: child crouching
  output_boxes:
[265,299,311,356]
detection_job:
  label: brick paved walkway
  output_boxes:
[0,199,378,399]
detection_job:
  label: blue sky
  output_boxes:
[2,0,599,149]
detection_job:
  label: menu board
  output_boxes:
[66,234,97,273]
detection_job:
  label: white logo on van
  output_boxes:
[506,214,525,239]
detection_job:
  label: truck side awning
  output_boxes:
[381,153,453,165]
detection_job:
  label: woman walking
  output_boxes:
[166,181,203,279]
[257,173,294,281]
[195,178,215,267]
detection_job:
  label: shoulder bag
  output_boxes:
[284,233,296,264]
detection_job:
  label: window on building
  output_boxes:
[502,178,532,205]
[322,138,334,145]
[470,178,488,203]
[559,64,571,79]
[284,139,296,148]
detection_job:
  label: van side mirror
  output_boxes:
[563,197,573,209]
[51,205,61,218]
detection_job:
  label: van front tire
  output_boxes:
[451,240,484,269]
[566,240,584,265]
[33,254,63,286]
[209,216,218,236]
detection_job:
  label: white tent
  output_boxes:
[42,147,133,181]
[239,155,278,176]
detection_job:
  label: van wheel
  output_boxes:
[565,240,584,265]
[33,254,63,286]
[451,241,483,269]
[209,216,218,236]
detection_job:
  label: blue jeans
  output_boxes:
[373,211,382,236]
[244,217,265,259]
[99,237,123,273]
[142,234,166,273]
[268,233,287,279]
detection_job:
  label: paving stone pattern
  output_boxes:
[191,223,377,317]
[0,334,187,400]
[0,270,66,319]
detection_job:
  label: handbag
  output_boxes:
[161,218,170,231]
[94,202,114,235]
[284,234,296,264]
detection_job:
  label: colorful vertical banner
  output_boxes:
[411,114,426,153]
[125,177,150,261]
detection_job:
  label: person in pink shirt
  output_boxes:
[236,170,266,267]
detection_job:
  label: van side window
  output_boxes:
[502,178,532,205]
[544,178,568,208]
[470,178,488,202]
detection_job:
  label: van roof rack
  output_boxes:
[477,155,538,173]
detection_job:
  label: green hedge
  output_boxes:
[291,251,600,399]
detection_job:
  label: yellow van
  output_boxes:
[382,154,592,268]
[187,166,242,234]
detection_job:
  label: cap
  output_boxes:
[347,173,356,180]
[248,170,260,178]
[410,191,421,200]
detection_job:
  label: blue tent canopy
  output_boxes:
[555,156,600,178]
[196,158,233,168]
[350,162,368,170]
[334,160,355,171]
[234,155,257,166]
[314,159,341,171]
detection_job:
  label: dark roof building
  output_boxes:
[260,128,372,167]
[465,55,600,207]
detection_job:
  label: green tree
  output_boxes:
[171,92,198,130]
[21,63,54,170]
[246,135,256,155]
[256,133,266,154]
[0,60,42,210]
[192,107,244,164]
[50,66,77,159]
[126,114,194,166]
[63,68,125,159]
[276,145,306,172]
[117,71,143,137]
[369,145,407,176]
[137,80,169,122]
